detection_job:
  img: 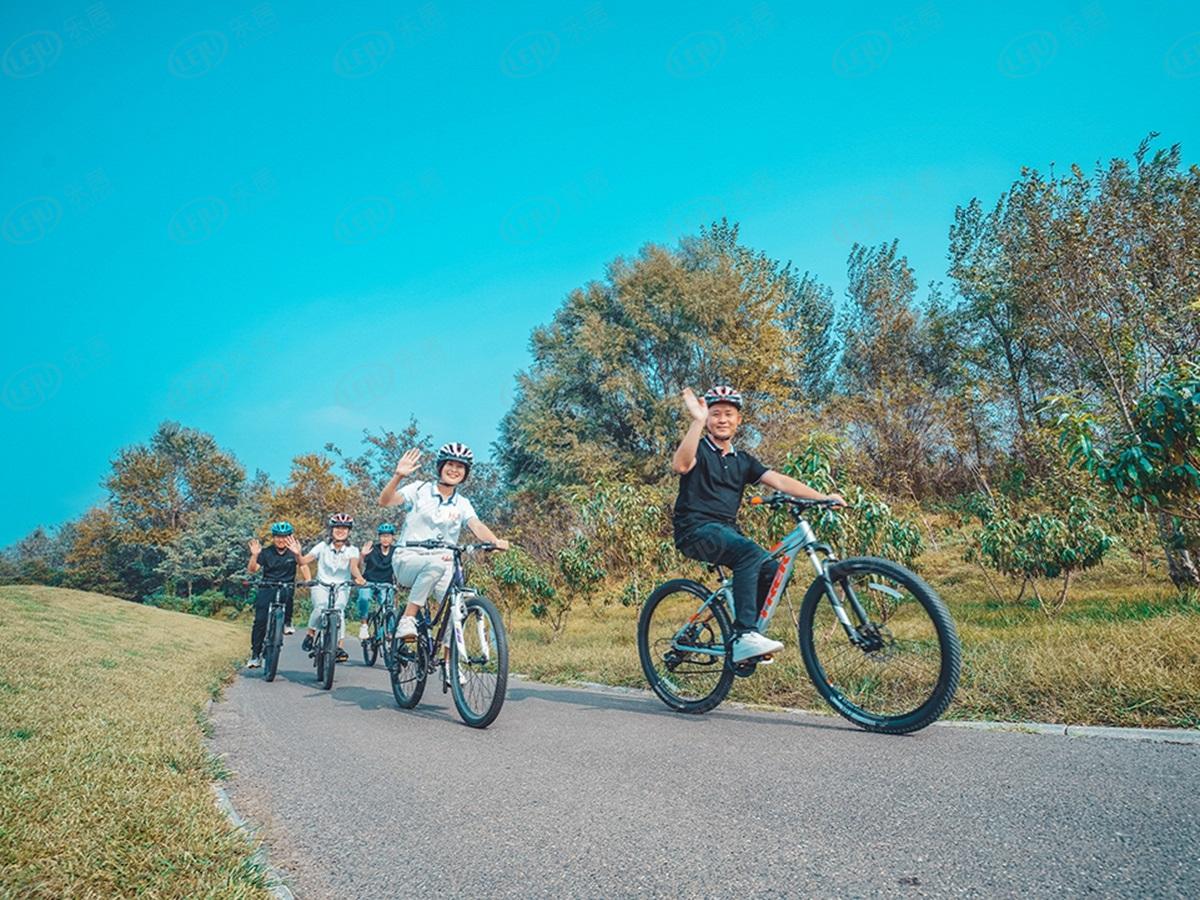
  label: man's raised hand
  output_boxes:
[248,538,261,556]
[394,448,421,478]
[682,387,708,423]
[285,535,302,556]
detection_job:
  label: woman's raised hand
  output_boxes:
[394,448,422,478]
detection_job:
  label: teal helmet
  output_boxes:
[377,523,396,535]
[270,521,294,536]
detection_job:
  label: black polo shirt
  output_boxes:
[673,435,768,537]
[255,546,297,583]
[362,544,395,583]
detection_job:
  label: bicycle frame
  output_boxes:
[674,511,875,657]
[399,542,493,676]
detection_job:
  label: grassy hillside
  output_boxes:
[0,586,270,898]
[504,545,1200,729]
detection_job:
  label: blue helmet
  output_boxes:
[270,521,294,536]
[377,523,396,534]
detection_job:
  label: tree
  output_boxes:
[834,241,958,497]
[1056,361,1200,586]
[156,496,265,598]
[265,453,361,543]
[106,422,245,545]
[497,220,836,491]
[63,508,139,599]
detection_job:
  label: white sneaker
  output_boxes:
[284,626,295,635]
[397,616,417,641]
[358,624,370,640]
[247,656,262,669]
[731,631,784,663]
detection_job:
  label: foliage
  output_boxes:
[1055,360,1200,586]
[156,496,265,598]
[497,220,836,490]
[965,494,1115,614]
[489,547,557,624]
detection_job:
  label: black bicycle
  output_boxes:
[389,541,508,728]
[254,579,296,682]
[360,581,398,667]
[308,580,351,691]
[637,495,962,734]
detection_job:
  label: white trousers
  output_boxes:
[307,583,350,638]
[392,548,454,608]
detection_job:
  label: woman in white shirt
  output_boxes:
[378,443,509,639]
[292,513,367,661]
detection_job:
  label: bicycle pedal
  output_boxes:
[757,654,775,664]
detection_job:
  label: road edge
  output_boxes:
[526,676,1200,745]
[205,695,297,900]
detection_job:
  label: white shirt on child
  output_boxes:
[306,540,360,583]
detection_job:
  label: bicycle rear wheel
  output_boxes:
[450,595,508,729]
[390,633,426,709]
[637,579,734,714]
[798,556,961,734]
[264,607,283,682]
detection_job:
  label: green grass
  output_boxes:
[499,545,1200,730]
[0,585,271,898]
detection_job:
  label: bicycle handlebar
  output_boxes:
[403,540,498,554]
[750,493,851,511]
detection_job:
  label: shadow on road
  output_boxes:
[505,682,862,734]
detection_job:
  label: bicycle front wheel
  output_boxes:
[390,634,426,709]
[798,556,961,734]
[362,616,379,667]
[450,595,509,729]
[264,607,283,683]
[320,623,336,691]
[637,579,734,714]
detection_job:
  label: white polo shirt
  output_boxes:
[306,540,360,583]
[396,480,477,545]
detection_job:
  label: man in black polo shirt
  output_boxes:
[672,385,845,662]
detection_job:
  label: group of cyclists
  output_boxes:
[236,385,966,737]
[244,442,510,669]
[242,386,843,677]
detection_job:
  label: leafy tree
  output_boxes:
[105,421,245,544]
[1056,361,1200,586]
[965,495,1115,614]
[62,508,142,599]
[488,547,557,626]
[156,495,265,598]
[498,220,836,490]
[264,453,361,544]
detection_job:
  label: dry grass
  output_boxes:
[501,545,1200,729]
[0,586,270,899]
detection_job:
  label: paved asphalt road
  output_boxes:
[210,636,1200,898]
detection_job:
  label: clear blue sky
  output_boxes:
[2,0,1198,546]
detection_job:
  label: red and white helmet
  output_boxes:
[328,512,354,530]
[704,385,743,409]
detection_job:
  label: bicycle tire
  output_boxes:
[320,619,336,691]
[390,631,426,709]
[362,613,379,667]
[797,556,961,734]
[264,606,283,682]
[450,595,509,729]
[637,578,735,714]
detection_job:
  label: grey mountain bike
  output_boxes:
[637,495,961,734]
[389,540,508,729]
[308,580,351,691]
